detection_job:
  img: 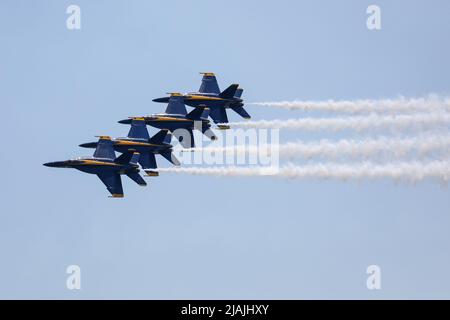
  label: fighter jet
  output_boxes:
[120,93,216,148]
[79,119,180,177]
[153,72,250,129]
[43,136,146,197]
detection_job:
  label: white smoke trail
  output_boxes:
[226,112,450,131]
[157,161,450,183]
[249,95,450,114]
[183,135,450,160]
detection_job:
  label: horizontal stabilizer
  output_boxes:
[126,172,147,186]
[160,151,180,166]
[231,105,251,119]
[186,106,206,120]
[115,152,140,165]
[149,129,169,145]
[219,84,239,99]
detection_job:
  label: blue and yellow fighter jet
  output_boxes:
[120,93,216,148]
[153,72,250,129]
[79,119,180,177]
[43,136,146,197]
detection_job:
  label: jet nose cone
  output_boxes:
[118,119,132,124]
[43,161,67,168]
[153,97,169,103]
[43,161,58,167]
[79,142,97,148]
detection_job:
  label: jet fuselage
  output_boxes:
[120,113,211,133]
[153,93,243,109]
[80,138,172,156]
[43,157,139,175]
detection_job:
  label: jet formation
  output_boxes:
[44,73,250,197]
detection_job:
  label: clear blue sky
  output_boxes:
[0,0,449,299]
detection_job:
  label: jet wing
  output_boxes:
[97,172,124,197]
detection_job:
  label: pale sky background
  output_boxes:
[0,0,450,299]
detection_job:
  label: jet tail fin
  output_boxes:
[149,129,169,145]
[126,172,147,186]
[219,84,239,99]
[186,106,206,120]
[115,151,140,165]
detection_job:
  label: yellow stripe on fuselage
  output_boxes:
[115,140,160,147]
[154,117,190,122]
[185,95,224,101]
[79,160,120,166]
